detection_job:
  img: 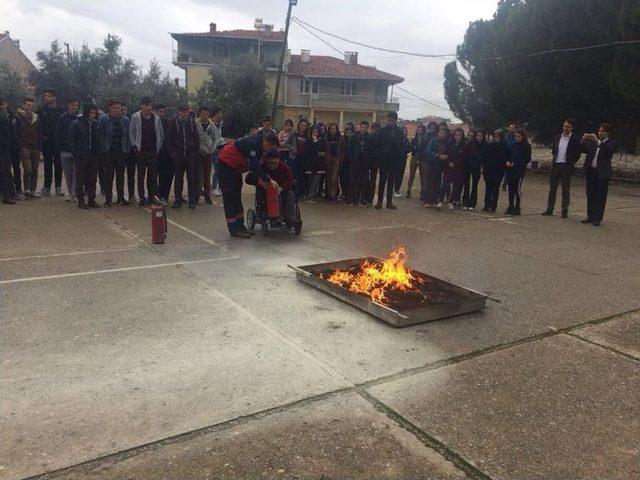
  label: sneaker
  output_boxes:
[542,210,553,216]
[65,195,73,202]
[436,202,443,210]
[386,204,397,210]
[504,207,514,215]
[561,211,568,219]
[55,187,64,197]
[374,203,383,210]
[359,202,368,208]
[103,199,112,208]
[31,191,42,198]
[40,187,51,197]
[78,202,89,210]
[88,201,100,208]
[469,207,475,211]
[231,229,252,239]
[593,221,601,227]
[120,198,130,206]
[213,189,222,197]
[394,191,402,198]
[3,197,17,205]
[204,196,213,205]
[581,218,593,224]
[138,196,146,207]
[16,192,25,201]
[448,203,455,210]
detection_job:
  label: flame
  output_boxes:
[323,248,422,304]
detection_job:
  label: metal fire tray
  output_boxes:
[290,257,487,327]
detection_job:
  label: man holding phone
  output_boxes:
[581,124,616,226]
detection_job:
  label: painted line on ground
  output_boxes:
[0,256,239,285]
[0,245,140,263]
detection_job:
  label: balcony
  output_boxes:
[172,48,279,69]
[288,93,400,111]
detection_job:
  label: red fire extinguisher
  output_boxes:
[151,198,167,244]
[266,185,280,219]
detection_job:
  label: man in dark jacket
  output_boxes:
[0,97,16,204]
[581,124,616,227]
[69,103,101,209]
[366,121,382,205]
[165,105,199,209]
[37,89,65,196]
[543,119,582,218]
[13,96,43,198]
[100,100,131,207]
[376,112,404,209]
[55,100,79,201]
[154,103,172,205]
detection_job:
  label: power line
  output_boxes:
[293,16,640,62]
[395,86,451,112]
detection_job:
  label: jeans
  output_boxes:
[376,168,395,206]
[422,163,442,205]
[462,166,481,208]
[484,175,501,211]
[60,151,75,196]
[173,153,197,204]
[507,174,524,209]
[103,151,126,201]
[75,153,99,204]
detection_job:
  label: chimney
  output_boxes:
[15,39,20,48]
[209,22,217,33]
[3,30,9,37]
[301,49,311,63]
[344,51,358,65]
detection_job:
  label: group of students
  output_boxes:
[272,114,532,215]
[0,91,224,209]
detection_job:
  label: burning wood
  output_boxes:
[322,247,425,305]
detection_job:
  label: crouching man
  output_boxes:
[245,151,296,226]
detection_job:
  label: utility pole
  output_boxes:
[64,42,71,62]
[271,0,297,123]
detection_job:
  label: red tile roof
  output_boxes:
[287,55,403,83]
[171,29,285,42]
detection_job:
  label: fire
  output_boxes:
[323,248,423,304]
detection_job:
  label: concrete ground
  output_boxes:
[1,172,639,480]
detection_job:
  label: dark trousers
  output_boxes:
[484,175,501,211]
[75,153,99,204]
[136,150,158,199]
[42,143,62,190]
[292,157,308,197]
[463,166,481,208]
[218,161,245,233]
[173,153,196,204]
[547,163,572,213]
[394,156,408,192]
[11,154,22,193]
[157,150,174,201]
[376,168,395,206]
[339,161,350,199]
[125,149,136,199]
[196,152,212,200]
[0,154,16,200]
[348,162,369,204]
[407,155,422,197]
[103,151,126,201]
[367,166,379,204]
[507,174,524,209]
[422,163,442,205]
[443,181,463,205]
[586,170,609,223]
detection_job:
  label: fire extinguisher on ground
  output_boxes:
[151,197,168,244]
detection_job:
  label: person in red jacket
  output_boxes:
[219,132,279,238]
[246,151,297,225]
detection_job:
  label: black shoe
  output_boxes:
[188,202,196,209]
[593,221,601,227]
[581,218,593,224]
[512,208,521,216]
[78,203,89,210]
[374,203,383,210]
[504,207,514,215]
[482,207,489,212]
[103,199,112,208]
[542,210,553,216]
[386,204,397,210]
[88,201,100,208]
[171,200,182,209]
[561,211,568,219]
[138,196,146,207]
[488,208,496,213]
[231,229,252,239]
[3,198,17,205]
[204,196,213,205]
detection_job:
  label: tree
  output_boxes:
[0,63,28,107]
[194,59,269,138]
[30,35,186,111]
[444,0,640,150]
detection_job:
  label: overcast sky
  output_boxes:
[1,0,498,120]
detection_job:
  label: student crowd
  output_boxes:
[0,90,618,236]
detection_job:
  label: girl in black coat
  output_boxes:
[462,130,484,210]
[483,129,510,213]
[504,128,531,215]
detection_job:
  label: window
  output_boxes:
[300,79,319,94]
[340,81,357,96]
[212,42,228,58]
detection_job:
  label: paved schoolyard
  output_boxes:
[1,172,639,480]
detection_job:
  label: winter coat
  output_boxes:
[165,116,200,158]
[325,133,344,166]
[129,111,164,153]
[0,109,13,158]
[506,140,531,178]
[411,133,428,162]
[379,124,404,170]
[484,141,510,179]
[55,112,78,153]
[13,110,42,150]
[426,137,450,169]
[278,130,297,160]
[443,140,466,185]
[69,116,101,156]
[344,134,360,165]
[99,114,131,154]
[196,120,216,155]
[37,104,65,148]
[463,140,483,172]
[365,130,381,168]
[307,136,327,173]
